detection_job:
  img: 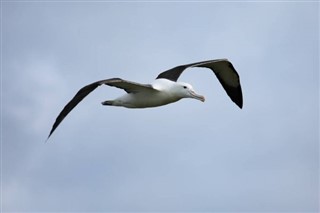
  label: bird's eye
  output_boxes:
[183,86,187,89]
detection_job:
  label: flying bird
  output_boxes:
[48,59,243,139]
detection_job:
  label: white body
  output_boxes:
[104,79,204,108]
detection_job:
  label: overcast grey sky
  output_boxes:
[2,1,319,212]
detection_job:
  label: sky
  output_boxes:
[1,1,319,212]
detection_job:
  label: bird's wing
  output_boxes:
[105,78,156,93]
[156,59,243,108]
[47,78,156,139]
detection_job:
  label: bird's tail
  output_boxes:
[101,100,114,106]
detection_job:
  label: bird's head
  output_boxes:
[175,82,205,102]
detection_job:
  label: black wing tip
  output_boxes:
[225,85,243,109]
[45,79,109,142]
[236,100,243,109]
[230,95,243,109]
[235,86,243,109]
[46,126,56,141]
[47,130,53,139]
[45,134,52,143]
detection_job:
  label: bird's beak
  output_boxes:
[190,91,205,102]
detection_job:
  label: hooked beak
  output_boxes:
[190,91,205,102]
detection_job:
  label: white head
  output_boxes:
[174,82,205,102]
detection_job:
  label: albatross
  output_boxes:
[48,59,243,139]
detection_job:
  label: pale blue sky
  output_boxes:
[2,1,319,212]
